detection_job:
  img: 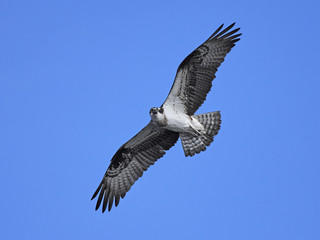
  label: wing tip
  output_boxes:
[93,183,119,213]
[91,181,103,200]
[208,22,241,42]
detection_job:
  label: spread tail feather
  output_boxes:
[180,111,221,157]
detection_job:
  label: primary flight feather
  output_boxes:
[92,23,241,212]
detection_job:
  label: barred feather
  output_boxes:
[180,111,221,157]
[162,23,241,115]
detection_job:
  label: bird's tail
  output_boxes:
[180,111,221,157]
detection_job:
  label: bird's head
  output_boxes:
[149,107,166,125]
[149,107,160,115]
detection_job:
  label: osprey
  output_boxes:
[92,23,241,212]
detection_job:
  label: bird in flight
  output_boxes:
[92,23,241,212]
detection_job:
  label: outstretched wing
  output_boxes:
[163,23,241,115]
[91,122,179,212]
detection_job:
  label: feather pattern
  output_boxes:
[92,23,241,213]
[180,111,221,156]
[92,122,179,212]
[163,23,241,115]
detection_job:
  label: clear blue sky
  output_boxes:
[1,0,319,239]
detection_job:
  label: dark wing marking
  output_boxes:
[91,122,179,212]
[163,23,241,115]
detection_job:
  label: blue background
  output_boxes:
[1,0,319,239]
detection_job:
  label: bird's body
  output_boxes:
[92,23,241,212]
[150,106,204,133]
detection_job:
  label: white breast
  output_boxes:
[163,106,203,133]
